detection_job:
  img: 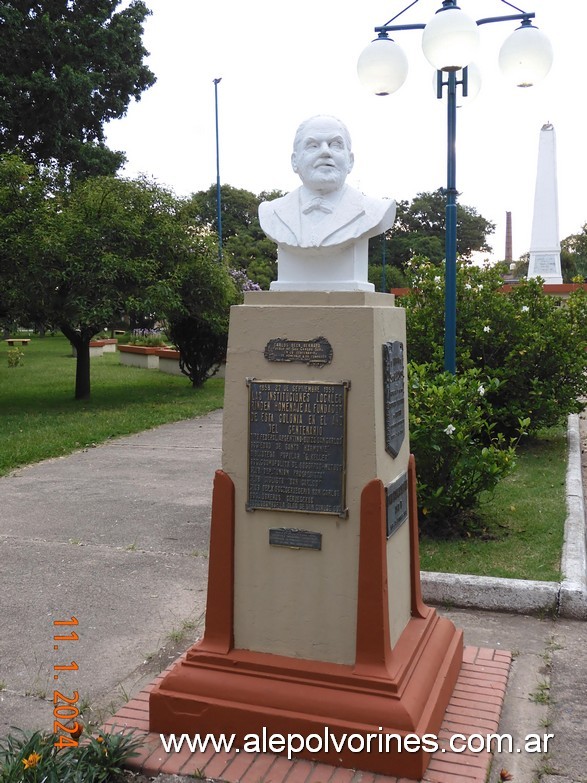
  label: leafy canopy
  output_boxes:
[0,0,155,177]
[369,189,495,277]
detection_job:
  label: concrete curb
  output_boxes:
[421,414,587,618]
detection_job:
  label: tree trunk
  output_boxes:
[60,325,93,400]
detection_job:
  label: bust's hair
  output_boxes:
[293,115,352,153]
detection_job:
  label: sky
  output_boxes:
[104,0,585,264]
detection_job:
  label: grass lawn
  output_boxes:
[418,425,567,582]
[0,334,224,476]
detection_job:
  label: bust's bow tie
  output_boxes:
[302,197,333,215]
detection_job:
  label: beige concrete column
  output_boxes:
[221,291,410,665]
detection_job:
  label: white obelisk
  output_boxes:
[527,123,562,284]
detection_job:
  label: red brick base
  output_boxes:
[102,645,511,783]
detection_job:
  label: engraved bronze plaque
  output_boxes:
[247,380,349,516]
[264,337,333,367]
[385,471,408,538]
[383,341,405,458]
[269,528,322,550]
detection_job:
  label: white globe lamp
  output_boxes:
[422,3,480,72]
[357,35,409,96]
[498,22,553,87]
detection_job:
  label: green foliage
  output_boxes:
[419,426,566,581]
[369,189,495,270]
[0,0,155,178]
[0,165,195,399]
[0,154,53,325]
[181,184,279,289]
[409,363,520,533]
[403,259,587,437]
[166,231,240,387]
[0,728,142,783]
[368,262,407,292]
[127,331,168,347]
[561,224,587,280]
[6,347,23,367]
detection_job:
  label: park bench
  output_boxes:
[4,338,30,347]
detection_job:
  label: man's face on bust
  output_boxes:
[291,117,354,195]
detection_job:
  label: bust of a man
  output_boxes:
[259,115,396,291]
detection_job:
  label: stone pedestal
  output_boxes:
[270,242,374,292]
[150,291,462,779]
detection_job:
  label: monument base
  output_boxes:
[149,463,463,780]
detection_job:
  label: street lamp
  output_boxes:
[213,77,223,262]
[358,0,552,373]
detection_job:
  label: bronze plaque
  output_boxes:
[269,528,322,550]
[385,472,408,538]
[247,380,349,517]
[383,341,405,458]
[264,337,333,367]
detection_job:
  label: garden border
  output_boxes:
[421,414,587,618]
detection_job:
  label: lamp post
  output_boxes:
[358,0,552,373]
[213,77,223,262]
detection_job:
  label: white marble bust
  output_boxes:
[259,115,396,292]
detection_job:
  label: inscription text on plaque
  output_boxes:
[247,380,348,516]
[264,337,333,367]
[385,471,408,539]
[383,341,405,458]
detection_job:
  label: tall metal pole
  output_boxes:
[213,77,222,262]
[444,69,458,374]
[368,7,543,376]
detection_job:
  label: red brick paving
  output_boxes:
[102,646,512,783]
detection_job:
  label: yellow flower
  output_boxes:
[22,751,42,769]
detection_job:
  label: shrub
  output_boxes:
[168,314,228,387]
[0,728,143,783]
[7,347,24,367]
[409,363,522,535]
[166,234,239,387]
[403,259,587,437]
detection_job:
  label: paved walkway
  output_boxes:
[1,410,585,782]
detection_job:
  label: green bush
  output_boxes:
[409,363,522,534]
[403,259,587,437]
[0,728,142,783]
[166,232,239,387]
[7,347,24,367]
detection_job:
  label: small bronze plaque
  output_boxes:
[383,341,405,458]
[247,379,349,516]
[264,337,333,367]
[269,528,322,550]
[385,472,409,538]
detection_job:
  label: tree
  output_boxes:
[561,227,587,280]
[182,185,279,289]
[0,0,155,178]
[166,230,240,387]
[0,154,52,328]
[7,173,189,399]
[369,189,495,272]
